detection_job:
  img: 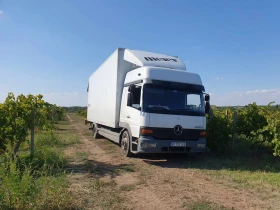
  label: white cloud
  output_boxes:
[210,89,280,106]
[0,10,3,15]
[216,77,224,81]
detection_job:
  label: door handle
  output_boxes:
[127,116,130,118]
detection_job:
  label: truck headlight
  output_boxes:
[200,131,206,138]
[140,127,153,136]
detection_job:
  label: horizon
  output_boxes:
[1,0,279,106]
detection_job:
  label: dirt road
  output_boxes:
[64,114,280,210]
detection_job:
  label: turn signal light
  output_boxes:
[141,128,153,135]
[200,131,206,137]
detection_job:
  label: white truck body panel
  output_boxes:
[124,49,186,70]
[87,48,133,128]
[124,67,202,87]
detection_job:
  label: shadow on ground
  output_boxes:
[137,153,280,173]
[65,159,136,179]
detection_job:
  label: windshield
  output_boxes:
[143,84,205,116]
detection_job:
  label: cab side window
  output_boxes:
[127,85,141,110]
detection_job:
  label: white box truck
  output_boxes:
[86,48,210,156]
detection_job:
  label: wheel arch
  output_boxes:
[119,122,133,145]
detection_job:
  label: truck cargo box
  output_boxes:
[87,48,132,127]
[87,48,186,128]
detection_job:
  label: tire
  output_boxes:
[92,124,102,139]
[120,130,133,157]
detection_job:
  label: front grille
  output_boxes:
[152,128,200,140]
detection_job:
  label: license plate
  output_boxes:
[170,142,186,147]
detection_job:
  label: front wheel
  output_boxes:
[120,130,133,157]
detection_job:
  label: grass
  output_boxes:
[0,158,74,210]
[186,201,230,210]
[75,152,89,161]
[37,132,79,148]
[114,164,136,175]
[119,184,136,191]
[206,168,280,191]
[85,179,124,209]
[0,121,80,210]
[184,155,280,190]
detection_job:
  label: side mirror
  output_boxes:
[205,102,210,114]
[205,94,210,102]
[127,93,133,107]
[205,94,210,114]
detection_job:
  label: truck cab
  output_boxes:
[119,66,208,155]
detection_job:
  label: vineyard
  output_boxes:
[0,93,78,209]
[207,103,280,157]
[0,93,280,209]
[0,93,65,154]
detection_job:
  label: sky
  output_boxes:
[0,0,279,106]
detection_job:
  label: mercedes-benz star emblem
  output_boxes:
[174,125,183,135]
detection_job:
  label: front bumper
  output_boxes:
[134,136,206,154]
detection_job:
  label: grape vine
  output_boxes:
[0,93,65,155]
[207,102,280,156]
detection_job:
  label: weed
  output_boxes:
[114,164,136,175]
[185,201,230,210]
[120,184,136,191]
[0,131,80,210]
[0,156,77,210]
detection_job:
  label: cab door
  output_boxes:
[120,84,143,138]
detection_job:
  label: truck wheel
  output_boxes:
[93,124,101,139]
[120,130,133,157]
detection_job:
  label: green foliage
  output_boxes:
[63,106,87,113]
[0,93,66,154]
[207,102,280,157]
[206,107,233,153]
[77,109,87,117]
[263,108,280,156]
[29,133,76,170]
[236,103,268,141]
[0,156,73,210]
[0,132,77,209]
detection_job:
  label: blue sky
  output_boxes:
[0,0,279,106]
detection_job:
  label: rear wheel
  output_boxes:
[92,124,102,139]
[120,130,133,157]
